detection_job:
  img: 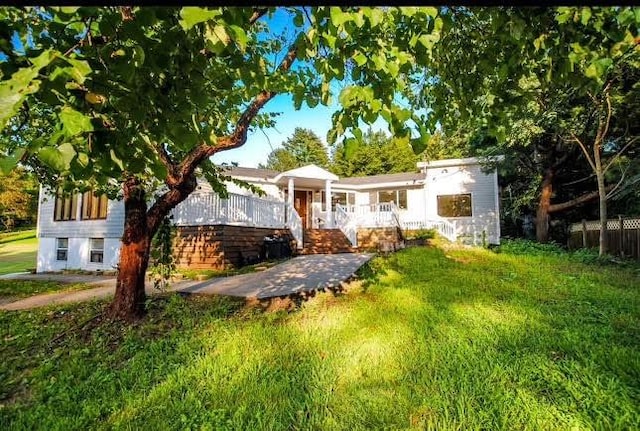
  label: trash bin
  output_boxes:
[263,235,292,260]
[263,235,282,260]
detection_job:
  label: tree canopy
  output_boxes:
[0,6,446,319]
[331,129,421,177]
[260,127,329,171]
[419,7,640,245]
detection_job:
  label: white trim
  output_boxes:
[333,180,425,190]
[417,155,504,169]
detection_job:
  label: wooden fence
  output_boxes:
[567,217,640,260]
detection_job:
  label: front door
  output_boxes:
[294,190,308,229]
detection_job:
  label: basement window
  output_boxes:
[90,238,104,263]
[56,238,68,261]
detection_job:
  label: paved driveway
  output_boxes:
[0,254,373,310]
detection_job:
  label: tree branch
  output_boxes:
[605,162,629,200]
[177,45,298,178]
[604,136,639,173]
[249,8,269,25]
[570,132,597,172]
[548,184,614,213]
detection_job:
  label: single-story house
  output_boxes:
[35,156,501,272]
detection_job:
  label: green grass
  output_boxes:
[1,242,639,430]
[0,229,37,276]
[0,280,93,299]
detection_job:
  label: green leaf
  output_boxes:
[38,147,65,171]
[423,7,438,18]
[330,7,349,26]
[110,149,124,171]
[585,57,613,79]
[60,107,93,136]
[179,7,221,30]
[0,50,54,131]
[229,25,248,52]
[62,57,92,83]
[581,7,592,25]
[58,142,76,168]
[353,52,367,67]
[77,152,89,167]
[0,149,25,175]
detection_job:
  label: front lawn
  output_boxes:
[1,242,638,430]
[0,229,37,276]
[0,280,93,299]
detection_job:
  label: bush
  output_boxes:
[494,238,565,256]
[405,228,436,240]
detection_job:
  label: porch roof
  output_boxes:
[273,164,339,188]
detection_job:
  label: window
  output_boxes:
[53,192,78,221]
[322,191,356,211]
[437,194,472,217]
[90,238,104,263]
[372,189,408,209]
[56,238,68,261]
[81,192,108,220]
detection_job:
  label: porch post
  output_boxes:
[287,177,294,223]
[325,179,333,228]
[287,178,294,205]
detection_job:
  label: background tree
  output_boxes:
[417,6,639,247]
[260,127,329,171]
[331,129,420,177]
[0,167,38,230]
[0,6,444,320]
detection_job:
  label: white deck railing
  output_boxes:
[172,192,286,228]
[285,202,303,249]
[335,204,358,247]
[343,203,458,242]
[172,192,458,245]
[400,219,458,242]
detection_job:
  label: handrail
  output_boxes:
[286,202,304,249]
[335,204,358,247]
[401,219,457,242]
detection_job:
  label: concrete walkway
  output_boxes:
[0,254,373,311]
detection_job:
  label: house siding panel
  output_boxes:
[425,163,500,244]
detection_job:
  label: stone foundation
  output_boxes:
[356,227,402,251]
[173,225,295,270]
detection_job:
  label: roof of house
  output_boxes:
[223,166,279,180]
[335,171,426,186]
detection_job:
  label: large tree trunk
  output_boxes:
[108,174,199,320]
[108,178,151,320]
[536,168,554,243]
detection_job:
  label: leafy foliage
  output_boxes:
[331,129,421,177]
[0,167,38,230]
[149,216,176,291]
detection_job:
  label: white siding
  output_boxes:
[37,187,125,239]
[425,163,500,244]
[37,237,120,272]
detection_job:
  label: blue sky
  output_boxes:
[212,7,391,168]
[211,95,387,168]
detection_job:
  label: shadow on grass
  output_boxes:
[1,244,639,429]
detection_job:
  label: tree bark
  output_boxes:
[109,177,150,320]
[594,147,608,256]
[536,168,554,243]
[108,174,198,320]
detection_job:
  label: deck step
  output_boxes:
[300,229,356,254]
